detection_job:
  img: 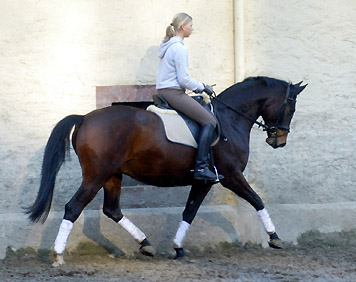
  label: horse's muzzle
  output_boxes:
[265,130,288,149]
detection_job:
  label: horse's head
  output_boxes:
[262,81,307,149]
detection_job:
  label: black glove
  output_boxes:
[203,84,214,96]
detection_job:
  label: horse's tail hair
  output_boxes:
[25,114,84,223]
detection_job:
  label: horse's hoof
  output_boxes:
[139,245,156,257]
[52,254,65,267]
[268,238,283,249]
[139,238,155,257]
[174,248,186,260]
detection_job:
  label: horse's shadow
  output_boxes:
[154,187,241,255]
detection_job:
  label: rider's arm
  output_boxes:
[174,45,204,92]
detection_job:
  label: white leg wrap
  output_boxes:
[257,208,275,234]
[173,221,190,248]
[118,216,146,243]
[54,219,73,254]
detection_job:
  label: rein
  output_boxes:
[211,83,292,136]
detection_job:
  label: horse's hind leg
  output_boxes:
[173,181,212,259]
[102,174,155,257]
[52,180,102,267]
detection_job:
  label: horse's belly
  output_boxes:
[121,157,194,187]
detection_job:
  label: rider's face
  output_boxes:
[182,21,194,38]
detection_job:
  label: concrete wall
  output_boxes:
[0,0,234,258]
[244,0,356,204]
[241,0,356,245]
[1,0,356,259]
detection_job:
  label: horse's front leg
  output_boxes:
[173,181,212,259]
[222,171,283,249]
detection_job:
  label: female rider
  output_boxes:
[156,12,222,182]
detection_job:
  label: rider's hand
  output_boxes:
[203,84,214,96]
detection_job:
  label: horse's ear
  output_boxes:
[294,81,303,88]
[296,83,308,95]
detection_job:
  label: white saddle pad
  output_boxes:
[147,105,198,148]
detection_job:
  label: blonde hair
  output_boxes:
[163,13,193,43]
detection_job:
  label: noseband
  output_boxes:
[211,83,294,136]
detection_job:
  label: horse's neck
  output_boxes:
[217,89,262,125]
[215,87,269,148]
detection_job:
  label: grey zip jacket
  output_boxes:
[156,36,204,92]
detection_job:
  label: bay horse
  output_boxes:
[27,76,306,266]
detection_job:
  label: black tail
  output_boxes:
[26,115,84,223]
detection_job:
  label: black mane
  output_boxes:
[245,76,289,88]
[219,76,289,98]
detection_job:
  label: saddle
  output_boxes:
[147,94,220,148]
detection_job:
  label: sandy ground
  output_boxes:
[1,237,356,282]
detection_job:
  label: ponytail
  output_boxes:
[163,13,192,43]
[163,24,175,43]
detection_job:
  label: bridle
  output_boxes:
[266,83,296,138]
[210,83,294,137]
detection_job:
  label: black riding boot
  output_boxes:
[193,123,222,182]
